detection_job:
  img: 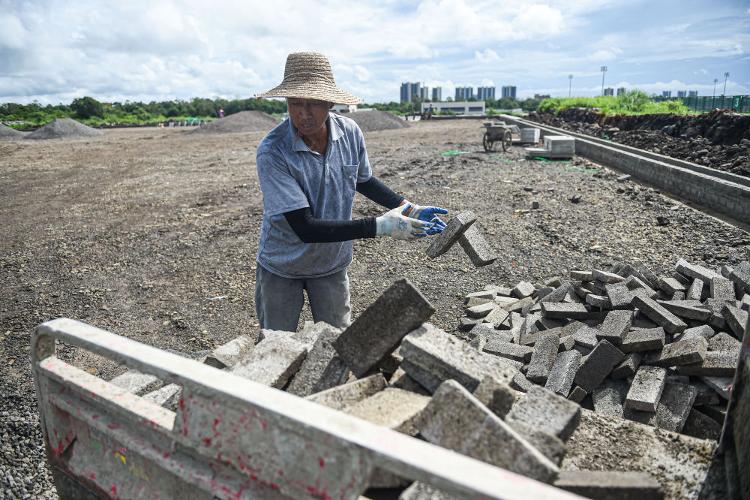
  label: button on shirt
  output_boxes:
[256,113,372,279]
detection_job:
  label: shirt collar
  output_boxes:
[289,113,343,152]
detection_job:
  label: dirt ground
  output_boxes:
[1,120,749,498]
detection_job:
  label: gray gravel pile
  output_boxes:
[0,124,26,141]
[192,111,278,134]
[456,258,747,442]
[341,109,409,132]
[25,118,103,140]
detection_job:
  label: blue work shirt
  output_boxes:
[255,113,372,279]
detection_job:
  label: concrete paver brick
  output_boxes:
[526,333,560,383]
[417,380,559,483]
[620,327,666,353]
[333,279,435,377]
[458,224,497,267]
[574,340,625,392]
[625,366,667,412]
[632,295,687,334]
[544,350,582,397]
[426,211,477,258]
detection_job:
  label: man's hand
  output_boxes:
[401,202,448,235]
[376,205,434,240]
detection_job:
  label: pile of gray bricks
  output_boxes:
[106,266,740,498]
[456,258,747,442]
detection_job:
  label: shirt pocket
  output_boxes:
[341,163,359,192]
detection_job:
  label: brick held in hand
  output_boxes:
[425,211,476,258]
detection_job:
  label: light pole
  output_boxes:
[723,72,729,95]
[600,66,607,96]
[713,78,718,108]
[568,74,573,97]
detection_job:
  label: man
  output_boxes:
[254,52,447,331]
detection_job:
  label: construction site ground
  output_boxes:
[1,119,748,498]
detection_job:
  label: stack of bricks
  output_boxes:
[106,268,737,498]
[456,258,747,441]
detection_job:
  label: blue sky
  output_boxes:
[0,0,748,104]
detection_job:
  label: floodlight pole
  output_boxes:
[600,66,607,96]
[723,72,729,96]
[713,78,718,108]
[568,74,573,97]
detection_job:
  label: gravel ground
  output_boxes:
[1,120,748,498]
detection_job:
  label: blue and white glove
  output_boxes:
[376,205,433,240]
[401,202,448,235]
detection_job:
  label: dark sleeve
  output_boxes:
[356,176,404,209]
[284,208,377,243]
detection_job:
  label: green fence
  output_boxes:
[653,95,750,113]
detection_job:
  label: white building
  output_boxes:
[332,104,358,113]
[421,101,485,115]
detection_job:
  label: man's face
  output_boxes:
[287,98,332,137]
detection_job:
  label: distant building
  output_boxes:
[533,94,551,100]
[332,104,358,113]
[420,86,430,101]
[616,87,626,96]
[400,82,422,103]
[688,90,698,97]
[603,88,614,96]
[662,90,672,98]
[476,86,496,100]
[432,87,442,101]
[455,86,473,101]
[421,101,485,115]
[677,90,687,98]
[501,86,517,99]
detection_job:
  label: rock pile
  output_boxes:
[191,110,278,134]
[340,109,409,132]
[457,258,745,442]
[529,109,750,177]
[0,123,26,141]
[25,118,103,140]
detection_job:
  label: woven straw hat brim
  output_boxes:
[255,51,361,105]
[256,82,360,105]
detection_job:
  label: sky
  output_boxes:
[1,0,749,105]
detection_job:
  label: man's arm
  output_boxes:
[355,176,404,209]
[284,208,376,243]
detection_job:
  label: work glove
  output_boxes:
[401,202,448,235]
[376,205,433,240]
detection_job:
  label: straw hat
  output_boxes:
[256,52,361,105]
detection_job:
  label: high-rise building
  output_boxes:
[677,90,687,98]
[662,90,672,98]
[410,82,422,102]
[688,91,698,97]
[400,82,422,103]
[603,87,614,96]
[616,87,626,96]
[400,83,409,103]
[455,86,473,100]
[432,87,442,101]
[501,86,517,99]
[476,86,496,100]
[420,86,430,101]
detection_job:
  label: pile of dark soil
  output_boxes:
[0,124,26,141]
[529,109,750,177]
[341,109,409,132]
[25,118,103,140]
[192,111,278,134]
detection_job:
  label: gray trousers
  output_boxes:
[255,265,351,331]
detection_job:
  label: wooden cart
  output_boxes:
[482,122,513,152]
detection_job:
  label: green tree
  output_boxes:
[70,96,105,119]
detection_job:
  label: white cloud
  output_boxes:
[0,0,747,104]
[474,49,500,63]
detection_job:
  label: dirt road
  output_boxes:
[1,120,748,497]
